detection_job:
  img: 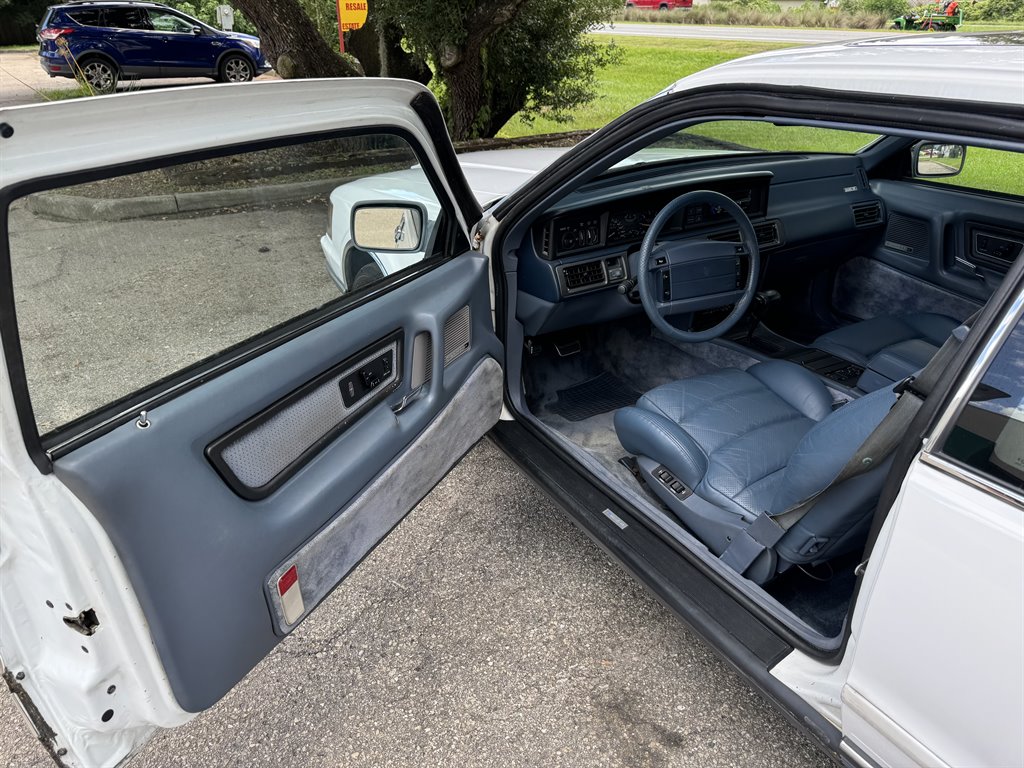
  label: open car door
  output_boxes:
[0,80,501,767]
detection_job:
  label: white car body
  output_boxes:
[1,33,1022,768]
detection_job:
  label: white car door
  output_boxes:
[0,80,498,768]
[841,295,1024,768]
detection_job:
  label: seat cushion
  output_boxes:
[813,312,959,391]
[615,360,833,520]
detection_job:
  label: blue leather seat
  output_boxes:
[615,360,896,582]
[813,313,959,391]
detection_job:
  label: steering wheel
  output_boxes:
[636,190,760,343]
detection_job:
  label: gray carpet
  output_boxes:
[525,322,732,490]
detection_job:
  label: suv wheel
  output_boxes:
[219,54,254,83]
[80,58,118,94]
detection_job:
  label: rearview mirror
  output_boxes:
[912,141,966,178]
[352,203,426,252]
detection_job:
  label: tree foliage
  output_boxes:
[373,0,622,140]
[163,0,258,34]
[0,0,50,44]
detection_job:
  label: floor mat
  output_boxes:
[548,373,642,422]
[766,552,859,637]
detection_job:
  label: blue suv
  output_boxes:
[38,1,269,93]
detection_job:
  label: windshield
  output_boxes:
[611,120,879,171]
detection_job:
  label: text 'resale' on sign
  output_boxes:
[336,0,368,51]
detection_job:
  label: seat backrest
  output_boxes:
[768,385,898,516]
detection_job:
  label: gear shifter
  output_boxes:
[747,289,781,343]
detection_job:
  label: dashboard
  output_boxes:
[540,175,770,260]
[508,151,1022,342]
[512,154,887,337]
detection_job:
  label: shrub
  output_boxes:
[970,0,1024,20]
[862,0,911,16]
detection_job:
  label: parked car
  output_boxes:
[320,149,564,292]
[1,33,1023,768]
[37,1,269,93]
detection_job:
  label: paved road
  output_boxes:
[593,21,904,43]
[0,441,832,768]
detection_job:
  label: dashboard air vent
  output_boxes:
[884,213,929,257]
[562,260,606,293]
[753,221,780,248]
[852,201,883,227]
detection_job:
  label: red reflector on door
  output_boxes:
[278,565,298,596]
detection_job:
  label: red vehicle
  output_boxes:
[625,0,694,9]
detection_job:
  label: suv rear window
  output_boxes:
[103,8,151,29]
[67,9,102,26]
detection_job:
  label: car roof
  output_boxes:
[661,32,1024,106]
[54,1,171,8]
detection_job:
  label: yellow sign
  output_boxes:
[338,0,368,32]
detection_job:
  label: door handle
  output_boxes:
[391,387,425,415]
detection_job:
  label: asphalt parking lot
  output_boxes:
[2,83,830,768]
[1,439,831,768]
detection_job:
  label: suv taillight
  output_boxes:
[39,27,75,40]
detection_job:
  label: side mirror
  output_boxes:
[912,141,967,178]
[352,203,426,252]
[192,25,204,35]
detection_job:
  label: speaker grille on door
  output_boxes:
[884,213,929,257]
[443,306,471,367]
[210,334,402,497]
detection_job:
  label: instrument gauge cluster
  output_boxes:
[540,176,769,260]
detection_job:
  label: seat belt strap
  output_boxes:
[771,316,975,534]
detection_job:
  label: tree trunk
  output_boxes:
[435,0,532,140]
[348,16,431,84]
[232,0,362,78]
[443,56,487,141]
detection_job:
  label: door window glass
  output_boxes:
[6,133,443,435]
[911,145,1024,199]
[941,316,1024,494]
[147,11,194,33]
[102,8,152,30]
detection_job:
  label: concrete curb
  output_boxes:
[25,130,596,222]
[26,176,360,222]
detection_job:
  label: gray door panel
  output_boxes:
[52,253,501,713]
[854,179,1023,317]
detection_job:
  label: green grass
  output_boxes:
[499,39,794,137]
[958,22,1024,31]
[0,44,37,52]
[39,85,96,101]
[934,149,1023,197]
